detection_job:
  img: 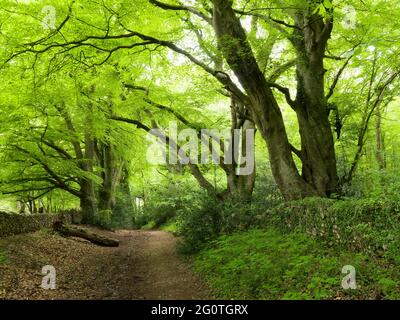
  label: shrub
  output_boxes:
[175,191,400,260]
[176,189,283,254]
[141,220,157,230]
[135,202,178,230]
[176,194,221,254]
[342,168,400,199]
[110,191,135,229]
[94,209,113,229]
[132,182,199,230]
[160,221,178,234]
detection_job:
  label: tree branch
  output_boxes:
[111,115,217,193]
[267,82,298,109]
[148,0,213,25]
[326,53,354,101]
[12,145,81,197]
[290,144,302,160]
[267,59,296,82]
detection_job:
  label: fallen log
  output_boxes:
[53,221,119,247]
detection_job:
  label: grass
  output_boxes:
[141,220,157,230]
[0,251,8,264]
[140,220,179,234]
[194,228,400,300]
[160,221,178,234]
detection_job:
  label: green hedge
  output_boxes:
[259,198,400,262]
[0,210,81,238]
[174,193,400,260]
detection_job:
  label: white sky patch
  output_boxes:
[341,67,361,81]
[16,0,35,3]
[136,64,153,82]
[241,16,253,33]
[257,25,269,40]
[167,51,188,67]
[184,0,196,5]
[271,42,287,59]
[240,17,269,39]
[167,30,200,67]
[170,76,192,94]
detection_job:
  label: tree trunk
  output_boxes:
[225,101,256,202]
[98,143,115,211]
[290,11,339,197]
[53,222,119,247]
[212,0,318,200]
[79,191,97,223]
[80,116,98,223]
[375,105,386,170]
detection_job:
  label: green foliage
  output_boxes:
[141,220,157,230]
[160,221,178,234]
[111,200,135,230]
[133,192,176,229]
[93,190,136,229]
[176,194,221,254]
[133,179,203,231]
[0,0,400,301]
[94,210,113,229]
[194,228,400,300]
[103,182,136,229]
[136,202,178,230]
[343,167,400,199]
[176,180,283,254]
[178,193,400,300]
[259,197,400,263]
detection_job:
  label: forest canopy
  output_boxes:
[0,0,399,222]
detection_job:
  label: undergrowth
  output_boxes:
[194,228,400,300]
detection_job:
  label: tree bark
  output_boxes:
[212,0,317,200]
[98,143,117,211]
[292,11,339,196]
[53,222,119,247]
[80,110,98,223]
[375,105,386,170]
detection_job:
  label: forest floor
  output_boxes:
[0,228,212,300]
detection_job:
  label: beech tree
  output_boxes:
[0,64,131,222]
[1,0,400,206]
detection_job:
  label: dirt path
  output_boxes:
[0,228,212,300]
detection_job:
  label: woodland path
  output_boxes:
[0,228,212,300]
